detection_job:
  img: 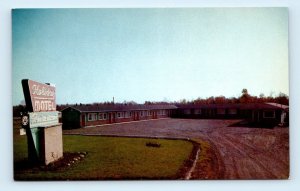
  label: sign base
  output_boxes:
[43,124,63,165]
[26,124,63,165]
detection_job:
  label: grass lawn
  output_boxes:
[14,132,193,180]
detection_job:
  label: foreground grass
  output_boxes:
[14,134,193,180]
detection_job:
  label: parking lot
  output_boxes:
[64,118,289,179]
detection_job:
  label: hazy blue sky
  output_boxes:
[12,8,288,105]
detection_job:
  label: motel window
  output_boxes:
[117,112,122,118]
[130,112,132,117]
[217,109,226,115]
[103,113,107,120]
[88,113,97,121]
[140,111,143,116]
[194,109,201,114]
[98,113,103,120]
[228,109,237,115]
[88,114,92,121]
[263,111,275,118]
[184,109,191,115]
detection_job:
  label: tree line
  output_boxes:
[176,89,289,105]
[13,89,288,117]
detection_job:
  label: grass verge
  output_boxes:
[14,134,193,180]
[190,138,224,179]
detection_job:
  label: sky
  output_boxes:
[12,8,289,105]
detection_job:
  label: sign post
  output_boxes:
[21,79,63,165]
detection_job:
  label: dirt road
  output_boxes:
[64,118,289,179]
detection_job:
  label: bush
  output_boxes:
[146,142,161,148]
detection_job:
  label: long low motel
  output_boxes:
[60,104,177,129]
[174,102,289,125]
[60,102,288,129]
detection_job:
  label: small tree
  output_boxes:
[239,88,252,103]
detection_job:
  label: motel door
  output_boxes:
[133,112,136,120]
[109,113,112,123]
[281,111,286,124]
[109,113,116,123]
[81,114,86,127]
[252,110,260,123]
[112,113,116,123]
[134,112,139,121]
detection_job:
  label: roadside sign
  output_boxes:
[22,79,56,112]
[29,111,60,128]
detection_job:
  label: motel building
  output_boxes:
[173,102,289,126]
[60,102,288,129]
[60,104,177,129]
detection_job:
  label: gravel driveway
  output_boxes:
[64,118,289,179]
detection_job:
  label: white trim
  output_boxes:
[83,117,170,128]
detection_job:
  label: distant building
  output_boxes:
[174,102,289,126]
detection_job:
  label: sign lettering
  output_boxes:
[29,111,60,128]
[22,79,56,112]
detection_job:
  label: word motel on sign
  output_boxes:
[34,100,55,112]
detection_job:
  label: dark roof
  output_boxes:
[176,103,288,110]
[59,102,288,113]
[61,104,177,113]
